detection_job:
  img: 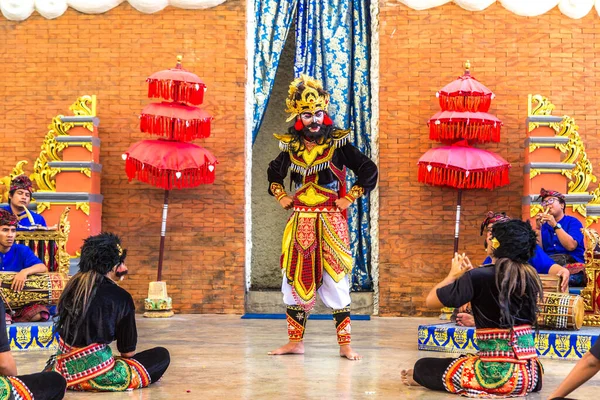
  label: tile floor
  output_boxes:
[13,315,600,399]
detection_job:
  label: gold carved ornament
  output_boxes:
[31,95,97,193]
[15,207,71,275]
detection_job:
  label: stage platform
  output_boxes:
[418,322,600,360]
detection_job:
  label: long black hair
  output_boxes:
[55,232,127,344]
[491,220,543,328]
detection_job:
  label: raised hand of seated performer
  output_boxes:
[448,253,473,280]
[11,263,47,292]
[425,253,473,308]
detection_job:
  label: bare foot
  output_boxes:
[401,369,420,386]
[268,341,304,355]
[339,345,362,360]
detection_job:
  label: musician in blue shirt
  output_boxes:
[1,175,46,230]
[0,209,49,322]
[536,188,585,265]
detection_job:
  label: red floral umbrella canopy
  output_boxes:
[140,102,213,141]
[428,110,502,144]
[417,140,510,190]
[124,140,217,190]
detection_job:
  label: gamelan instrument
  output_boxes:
[0,272,69,310]
[537,292,584,330]
[539,274,561,293]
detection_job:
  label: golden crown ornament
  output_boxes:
[285,74,329,122]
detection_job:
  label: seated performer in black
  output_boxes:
[0,300,66,399]
[46,232,170,391]
[401,220,544,397]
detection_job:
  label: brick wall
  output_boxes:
[0,1,246,313]
[378,3,600,315]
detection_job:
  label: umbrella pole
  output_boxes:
[453,190,463,254]
[157,189,170,282]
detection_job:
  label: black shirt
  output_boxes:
[437,264,537,329]
[58,276,137,353]
[0,302,9,353]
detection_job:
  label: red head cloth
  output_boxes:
[538,188,565,203]
[10,175,33,194]
[480,211,510,236]
[0,210,17,227]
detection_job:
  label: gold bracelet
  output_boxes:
[270,182,287,201]
[344,185,365,202]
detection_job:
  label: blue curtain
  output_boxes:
[294,0,373,291]
[252,0,297,144]
[252,0,373,290]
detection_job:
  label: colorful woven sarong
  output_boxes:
[0,376,33,400]
[443,325,542,398]
[280,182,352,311]
[51,339,150,392]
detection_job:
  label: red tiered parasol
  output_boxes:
[418,62,509,253]
[124,56,217,282]
[140,102,213,141]
[428,110,502,143]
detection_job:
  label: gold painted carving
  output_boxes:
[15,208,71,275]
[0,95,96,196]
[54,167,92,178]
[75,202,90,216]
[528,94,558,132]
[529,168,572,180]
[36,202,90,216]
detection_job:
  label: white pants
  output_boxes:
[281,272,351,310]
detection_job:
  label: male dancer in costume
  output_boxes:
[1,175,46,230]
[0,210,50,323]
[267,75,378,360]
[47,233,170,391]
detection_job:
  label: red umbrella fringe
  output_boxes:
[417,164,510,190]
[125,158,215,190]
[140,114,212,141]
[147,79,205,105]
[438,94,492,112]
[429,122,501,143]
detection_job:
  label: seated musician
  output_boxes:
[455,211,569,328]
[0,209,50,323]
[401,220,543,397]
[47,232,170,392]
[0,298,66,399]
[1,175,46,230]
[536,188,584,265]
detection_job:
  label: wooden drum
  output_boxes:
[539,274,561,293]
[538,292,584,330]
[0,272,69,309]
